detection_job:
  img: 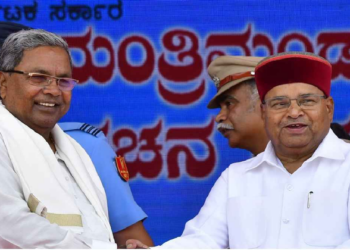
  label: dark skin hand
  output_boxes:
[114,221,153,248]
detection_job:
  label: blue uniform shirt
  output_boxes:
[59,122,147,233]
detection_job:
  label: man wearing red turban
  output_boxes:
[128,52,350,248]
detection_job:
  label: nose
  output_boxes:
[287,100,304,119]
[215,107,227,123]
[42,78,61,96]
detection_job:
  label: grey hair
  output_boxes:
[241,78,260,111]
[0,29,72,71]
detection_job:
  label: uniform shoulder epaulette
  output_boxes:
[79,123,102,137]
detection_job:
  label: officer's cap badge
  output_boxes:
[212,76,220,88]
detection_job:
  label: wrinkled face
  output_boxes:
[215,83,264,150]
[261,83,334,156]
[0,46,72,135]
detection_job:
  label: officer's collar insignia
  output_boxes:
[115,156,129,182]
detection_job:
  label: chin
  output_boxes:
[282,141,312,152]
[228,141,240,149]
[283,140,310,148]
[34,121,58,130]
[280,135,312,147]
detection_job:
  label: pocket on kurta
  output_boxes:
[227,196,266,248]
[302,191,349,247]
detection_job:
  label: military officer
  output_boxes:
[59,122,153,247]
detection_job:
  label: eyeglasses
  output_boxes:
[2,70,79,91]
[263,94,327,111]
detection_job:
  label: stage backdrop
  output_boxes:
[2,0,350,245]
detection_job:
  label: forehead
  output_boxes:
[17,46,71,75]
[265,83,324,99]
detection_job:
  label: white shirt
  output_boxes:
[160,130,350,248]
[0,134,114,249]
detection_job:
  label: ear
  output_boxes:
[0,72,7,100]
[325,96,334,122]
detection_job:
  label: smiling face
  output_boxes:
[215,81,268,155]
[0,46,72,137]
[262,83,334,157]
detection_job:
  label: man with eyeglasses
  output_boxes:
[0,29,118,248]
[1,70,78,90]
[128,52,350,248]
[0,21,153,248]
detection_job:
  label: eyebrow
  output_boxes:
[269,95,288,100]
[270,93,316,99]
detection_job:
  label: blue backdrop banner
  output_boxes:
[2,0,350,245]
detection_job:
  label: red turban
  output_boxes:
[255,52,332,100]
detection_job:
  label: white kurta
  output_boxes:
[55,151,111,245]
[161,130,350,248]
[0,134,115,249]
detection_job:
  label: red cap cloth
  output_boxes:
[255,52,332,100]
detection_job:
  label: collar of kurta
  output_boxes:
[244,129,345,173]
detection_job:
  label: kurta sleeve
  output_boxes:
[0,135,89,249]
[158,169,229,248]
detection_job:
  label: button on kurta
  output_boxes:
[283,219,290,224]
[286,184,293,191]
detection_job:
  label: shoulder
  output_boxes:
[330,131,350,154]
[227,152,263,174]
[339,138,350,158]
[59,122,124,179]
[214,154,263,186]
[59,122,109,156]
[59,122,105,138]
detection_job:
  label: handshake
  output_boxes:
[121,239,149,249]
